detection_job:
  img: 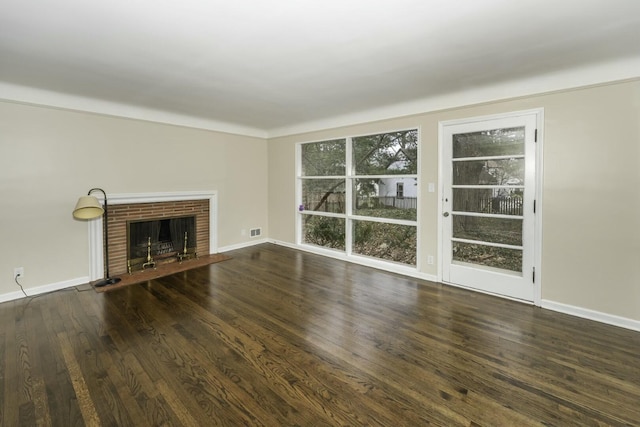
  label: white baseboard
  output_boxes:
[0,290,28,304]
[270,239,439,283]
[541,300,640,332]
[0,276,89,304]
[273,240,639,332]
[5,246,636,334]
[218,238,269,253]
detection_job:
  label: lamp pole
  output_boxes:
[74,188,121,287]
[87,188,118,285]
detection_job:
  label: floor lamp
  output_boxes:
[73,188,122,287]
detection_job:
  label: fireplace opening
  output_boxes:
[127,215,197,273]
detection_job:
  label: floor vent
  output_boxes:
[250,228,262,238]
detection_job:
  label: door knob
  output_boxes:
[443,212,450,217]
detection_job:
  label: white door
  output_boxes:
[441,111,540,302]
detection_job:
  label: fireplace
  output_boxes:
[127,215,197,273]
[86,191,217,280]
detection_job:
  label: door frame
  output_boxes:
[437,108,544,305]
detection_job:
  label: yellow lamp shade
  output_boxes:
[73,195,104,219]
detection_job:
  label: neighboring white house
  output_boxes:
[375,177,418,210]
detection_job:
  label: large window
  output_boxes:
[298,130,418,266]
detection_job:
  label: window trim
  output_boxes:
[296,128,420,269]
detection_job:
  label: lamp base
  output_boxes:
[94,277,122,288]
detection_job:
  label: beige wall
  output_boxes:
[268,80,640,322]
[2,80,638,323]
[0,101,268,296]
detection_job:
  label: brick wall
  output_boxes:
[106,200,210,276]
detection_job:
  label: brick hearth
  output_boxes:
[106,200,210,276]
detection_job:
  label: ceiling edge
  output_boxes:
[266,56,640,138]
[0,82,269,139]
[1,55,638,140]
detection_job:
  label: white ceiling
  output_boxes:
[1,0,640,137]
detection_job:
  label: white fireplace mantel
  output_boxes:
[87,190,218,281]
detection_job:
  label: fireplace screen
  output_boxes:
[127,215,197,273]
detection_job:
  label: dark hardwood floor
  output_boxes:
[1,244,639,426]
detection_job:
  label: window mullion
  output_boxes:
[345,137,353,256]
[295,143,302,245]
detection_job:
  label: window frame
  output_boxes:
[296,128,420,268]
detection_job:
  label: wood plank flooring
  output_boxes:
[1,243,639,426]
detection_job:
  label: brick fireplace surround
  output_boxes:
[87,191,217,280]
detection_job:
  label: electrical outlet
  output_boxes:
[427,256,434,265]
[14,267,24,278]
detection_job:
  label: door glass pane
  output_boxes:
[353,130,418,175]
[302,215,345,250]
[453,158,524,185]
[453,241,522,272]
[453,215,523,246]
[453,127,524,158]
[301,139,346,176]
[353,178,417,220]
[450,125,527,274]
[301,179,345,213]
[452,189,523,216]
[353,220,416,265]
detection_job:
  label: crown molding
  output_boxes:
[267,56,640,138]
[0,82,268,139]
